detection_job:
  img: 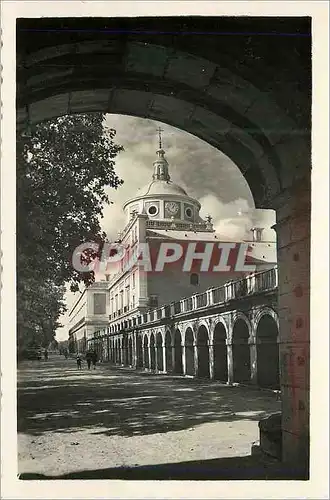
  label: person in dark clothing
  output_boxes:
[44,349,48,361]
[85,351,92,370]
[76,354,82,370]
[91,351,97,370]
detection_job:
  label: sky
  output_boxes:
[55,114,276,341]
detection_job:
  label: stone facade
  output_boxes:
[90,267,279,390]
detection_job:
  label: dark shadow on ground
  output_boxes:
[17,357,281,438]
[18,455,307,480]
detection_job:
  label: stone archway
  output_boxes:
[197,325,210,378]
[165,331,172,373]
[16,17,311,471]
[150,333,156,370]
[156,332,163,372]
[143,335,149,369]
[232,318,251,383]
[173,329,183,374]
[184,328,195,376]
[256,314,280,389]
[213,322,228,382]
[136,335,143,368]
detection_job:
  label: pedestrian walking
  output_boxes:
[76,353,82,370]
[85,351,92,370]
[44,349,48,361]
[91,350,98,370]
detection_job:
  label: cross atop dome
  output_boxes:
[157,126,164,150]
[153,126,170,181]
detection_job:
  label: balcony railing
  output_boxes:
[173,301,181,314]
[135,267,277,327]
[255,266,278,292]
[182,297,193,312]
[212,286,225,304]
[196,292,207,308]
[146,219,212,232]
[106,267,277,334]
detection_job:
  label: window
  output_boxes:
[149,295,159,308]
[190,273,199,286]
[93,293,106,315]
[185,206,193,219]
[148,204,158,216]
[132,271,136,288]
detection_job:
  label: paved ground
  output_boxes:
[17,354,298,480]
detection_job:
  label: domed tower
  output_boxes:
[123,128,214,233]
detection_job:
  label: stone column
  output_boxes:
[171,343,175,371]
[142,340,145,368]
[162,343,167,373]
[148,343,152,371]
[209,342,215,379]
[273,176,310,474]
[182,344,186,375]
[133,331,137,369]
[226,341,234,384]
[106,332,110,362]
[193,342,198,377]
[249,338,258,385]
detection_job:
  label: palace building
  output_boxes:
[68,135,276,354]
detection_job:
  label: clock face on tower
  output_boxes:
[165,201,180,216]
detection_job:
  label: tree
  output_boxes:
[17,113,124,351]
[17,113,123,289]
[17,277,66,352]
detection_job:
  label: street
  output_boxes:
[17,354,291,480]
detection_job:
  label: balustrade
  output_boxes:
[212,286,225,304]
[183,297,193,312]
[196,292,207,308]
[164,305,171,318]
[108,267,278,329]
[174,301,181,314]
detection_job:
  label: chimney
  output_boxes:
[251,227,264,242]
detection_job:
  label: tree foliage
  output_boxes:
[17,113,123,351]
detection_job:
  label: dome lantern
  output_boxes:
[152,127,170,181]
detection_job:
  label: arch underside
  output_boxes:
[17,26,311,209]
